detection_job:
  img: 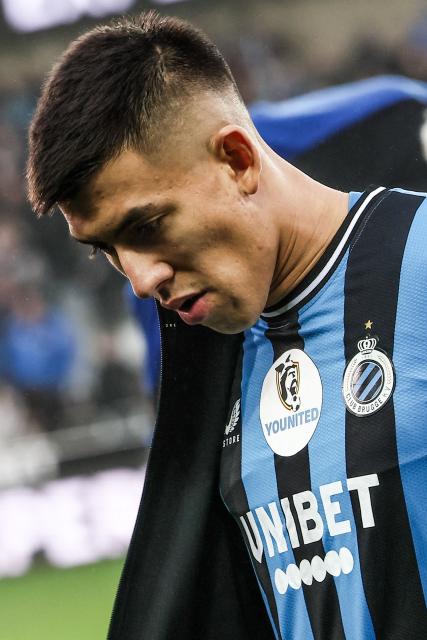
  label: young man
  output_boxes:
[27,12,426,640]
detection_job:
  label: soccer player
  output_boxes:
[27,12,426,640]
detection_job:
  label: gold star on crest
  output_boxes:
[364,320,373,330]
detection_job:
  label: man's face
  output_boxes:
[62,148,277,334]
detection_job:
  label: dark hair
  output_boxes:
[27,11,241,216]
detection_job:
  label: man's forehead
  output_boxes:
[59,180,99,221]
[60,205,92,239]
[59,170,124,238]
[59,182,111,238]
[59,147,189,241]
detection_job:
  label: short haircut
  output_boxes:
[27,11,243,216]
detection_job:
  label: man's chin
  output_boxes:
[201,313,257,335]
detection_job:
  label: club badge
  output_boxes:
[342,335,395,416]
[260,349,323,456]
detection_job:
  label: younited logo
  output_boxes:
[276,357,301,411]
[260,349,323,456]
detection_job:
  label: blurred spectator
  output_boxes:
[397,12,427,82]
[0,123,24,207]
[125,284,160,409]
[0,384,29,442]
[0,219,47,288]
[93,326,144,415]
[0,285,77,431]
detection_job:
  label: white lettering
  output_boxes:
[347,474,379,528]
[293,491,324,544]
[240,512,264,563]
[320,481,351,536]
[239,474,380,565]
[255,502,288,557]
[280,497,300,548]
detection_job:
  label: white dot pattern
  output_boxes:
[274,547,354,595]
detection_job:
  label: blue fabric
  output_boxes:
[392,194,427,602]
[251,75,427,159]
[348,192,363,210]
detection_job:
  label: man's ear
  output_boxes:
[210,125,261,195]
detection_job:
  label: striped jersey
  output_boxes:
[220,187,427,640]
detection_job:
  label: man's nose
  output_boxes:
[117,248,173,298]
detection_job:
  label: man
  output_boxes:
[27,12,426,640]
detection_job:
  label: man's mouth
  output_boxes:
[176,291,210,325]
[179,292,205,312]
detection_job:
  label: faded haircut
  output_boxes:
[27,11,244,216]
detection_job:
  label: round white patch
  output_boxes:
[274,568,288,594]
[287,563,302,590]
[339,547,354,575]
[299,558,313,585]
[324,550,341,577]
[311,555,327,582]
[260,349,323,457]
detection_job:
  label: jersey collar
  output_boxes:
[261,186,386,321]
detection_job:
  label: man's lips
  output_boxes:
[161,292,205,312]
[161,291,210,325]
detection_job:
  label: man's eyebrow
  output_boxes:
[72,203,175,247]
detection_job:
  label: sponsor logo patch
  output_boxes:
[223,398,241,448]
[342,336,394,416]
[224,398,240,435]
[260,349,323,456]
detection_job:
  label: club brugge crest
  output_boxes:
[260,349,323,456]
[342,336,395,416]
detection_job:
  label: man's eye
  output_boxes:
[137,217,162,237]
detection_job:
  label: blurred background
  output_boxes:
[1,1,427,638]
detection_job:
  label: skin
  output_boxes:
[61,93,348,334]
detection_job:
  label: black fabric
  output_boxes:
[293,100,427,192]
[108,310,273,640]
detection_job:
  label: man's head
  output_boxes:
[27,11,250,216]
[27,12,280,333]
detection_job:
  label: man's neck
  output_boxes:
[266,160,348,308]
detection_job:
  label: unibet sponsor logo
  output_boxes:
[239,473,379,595]
[260,349,322,456]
